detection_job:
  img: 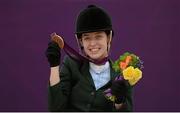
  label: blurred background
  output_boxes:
[0,0,180,111]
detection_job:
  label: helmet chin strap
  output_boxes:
[107,30,112,53]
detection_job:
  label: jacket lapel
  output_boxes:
[80,61,96,89]
[98,59,118,90]
[109,59,118,80]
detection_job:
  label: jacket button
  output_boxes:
[91,92,95,95]
[87,103,91,108]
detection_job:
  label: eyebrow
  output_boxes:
[82,34,89,36]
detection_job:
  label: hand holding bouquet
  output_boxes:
[104,52,144,102]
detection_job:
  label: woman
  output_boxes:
[45,5,133,111]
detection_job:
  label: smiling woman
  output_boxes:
[45,4,133,111]
[80,31,110,60]
[76,30,113,64]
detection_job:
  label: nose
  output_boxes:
[89,38,96,46]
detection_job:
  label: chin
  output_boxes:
[88,54,103,60]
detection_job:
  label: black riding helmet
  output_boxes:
[75,5,113,38]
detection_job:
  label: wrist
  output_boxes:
[115,96,126,104]
[50,61,60,67]
[115,103,124,110]
[50,66,60,86]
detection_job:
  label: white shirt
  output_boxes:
[89,61,111,90]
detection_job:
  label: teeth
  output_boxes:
[91,48,99,52]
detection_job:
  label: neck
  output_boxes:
[89,56,109,65]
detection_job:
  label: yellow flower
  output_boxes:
[109,95,116,102]
[122,66,142,85]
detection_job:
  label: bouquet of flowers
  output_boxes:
[104,52,144,102]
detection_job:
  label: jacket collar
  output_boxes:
[80,59,118,89]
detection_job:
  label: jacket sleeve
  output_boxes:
[48,56,72,111]
[121,86,133,111]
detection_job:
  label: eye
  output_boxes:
[83,36,90,41]
[95,35,103,40]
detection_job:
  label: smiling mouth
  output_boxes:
[89,48,100,53]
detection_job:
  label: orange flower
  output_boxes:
[119,62,128,70]
[119,56,132,70]
[125,56,132,64]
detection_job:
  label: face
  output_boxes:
[80,31,111,60]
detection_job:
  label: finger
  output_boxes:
[48,42,60,50]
